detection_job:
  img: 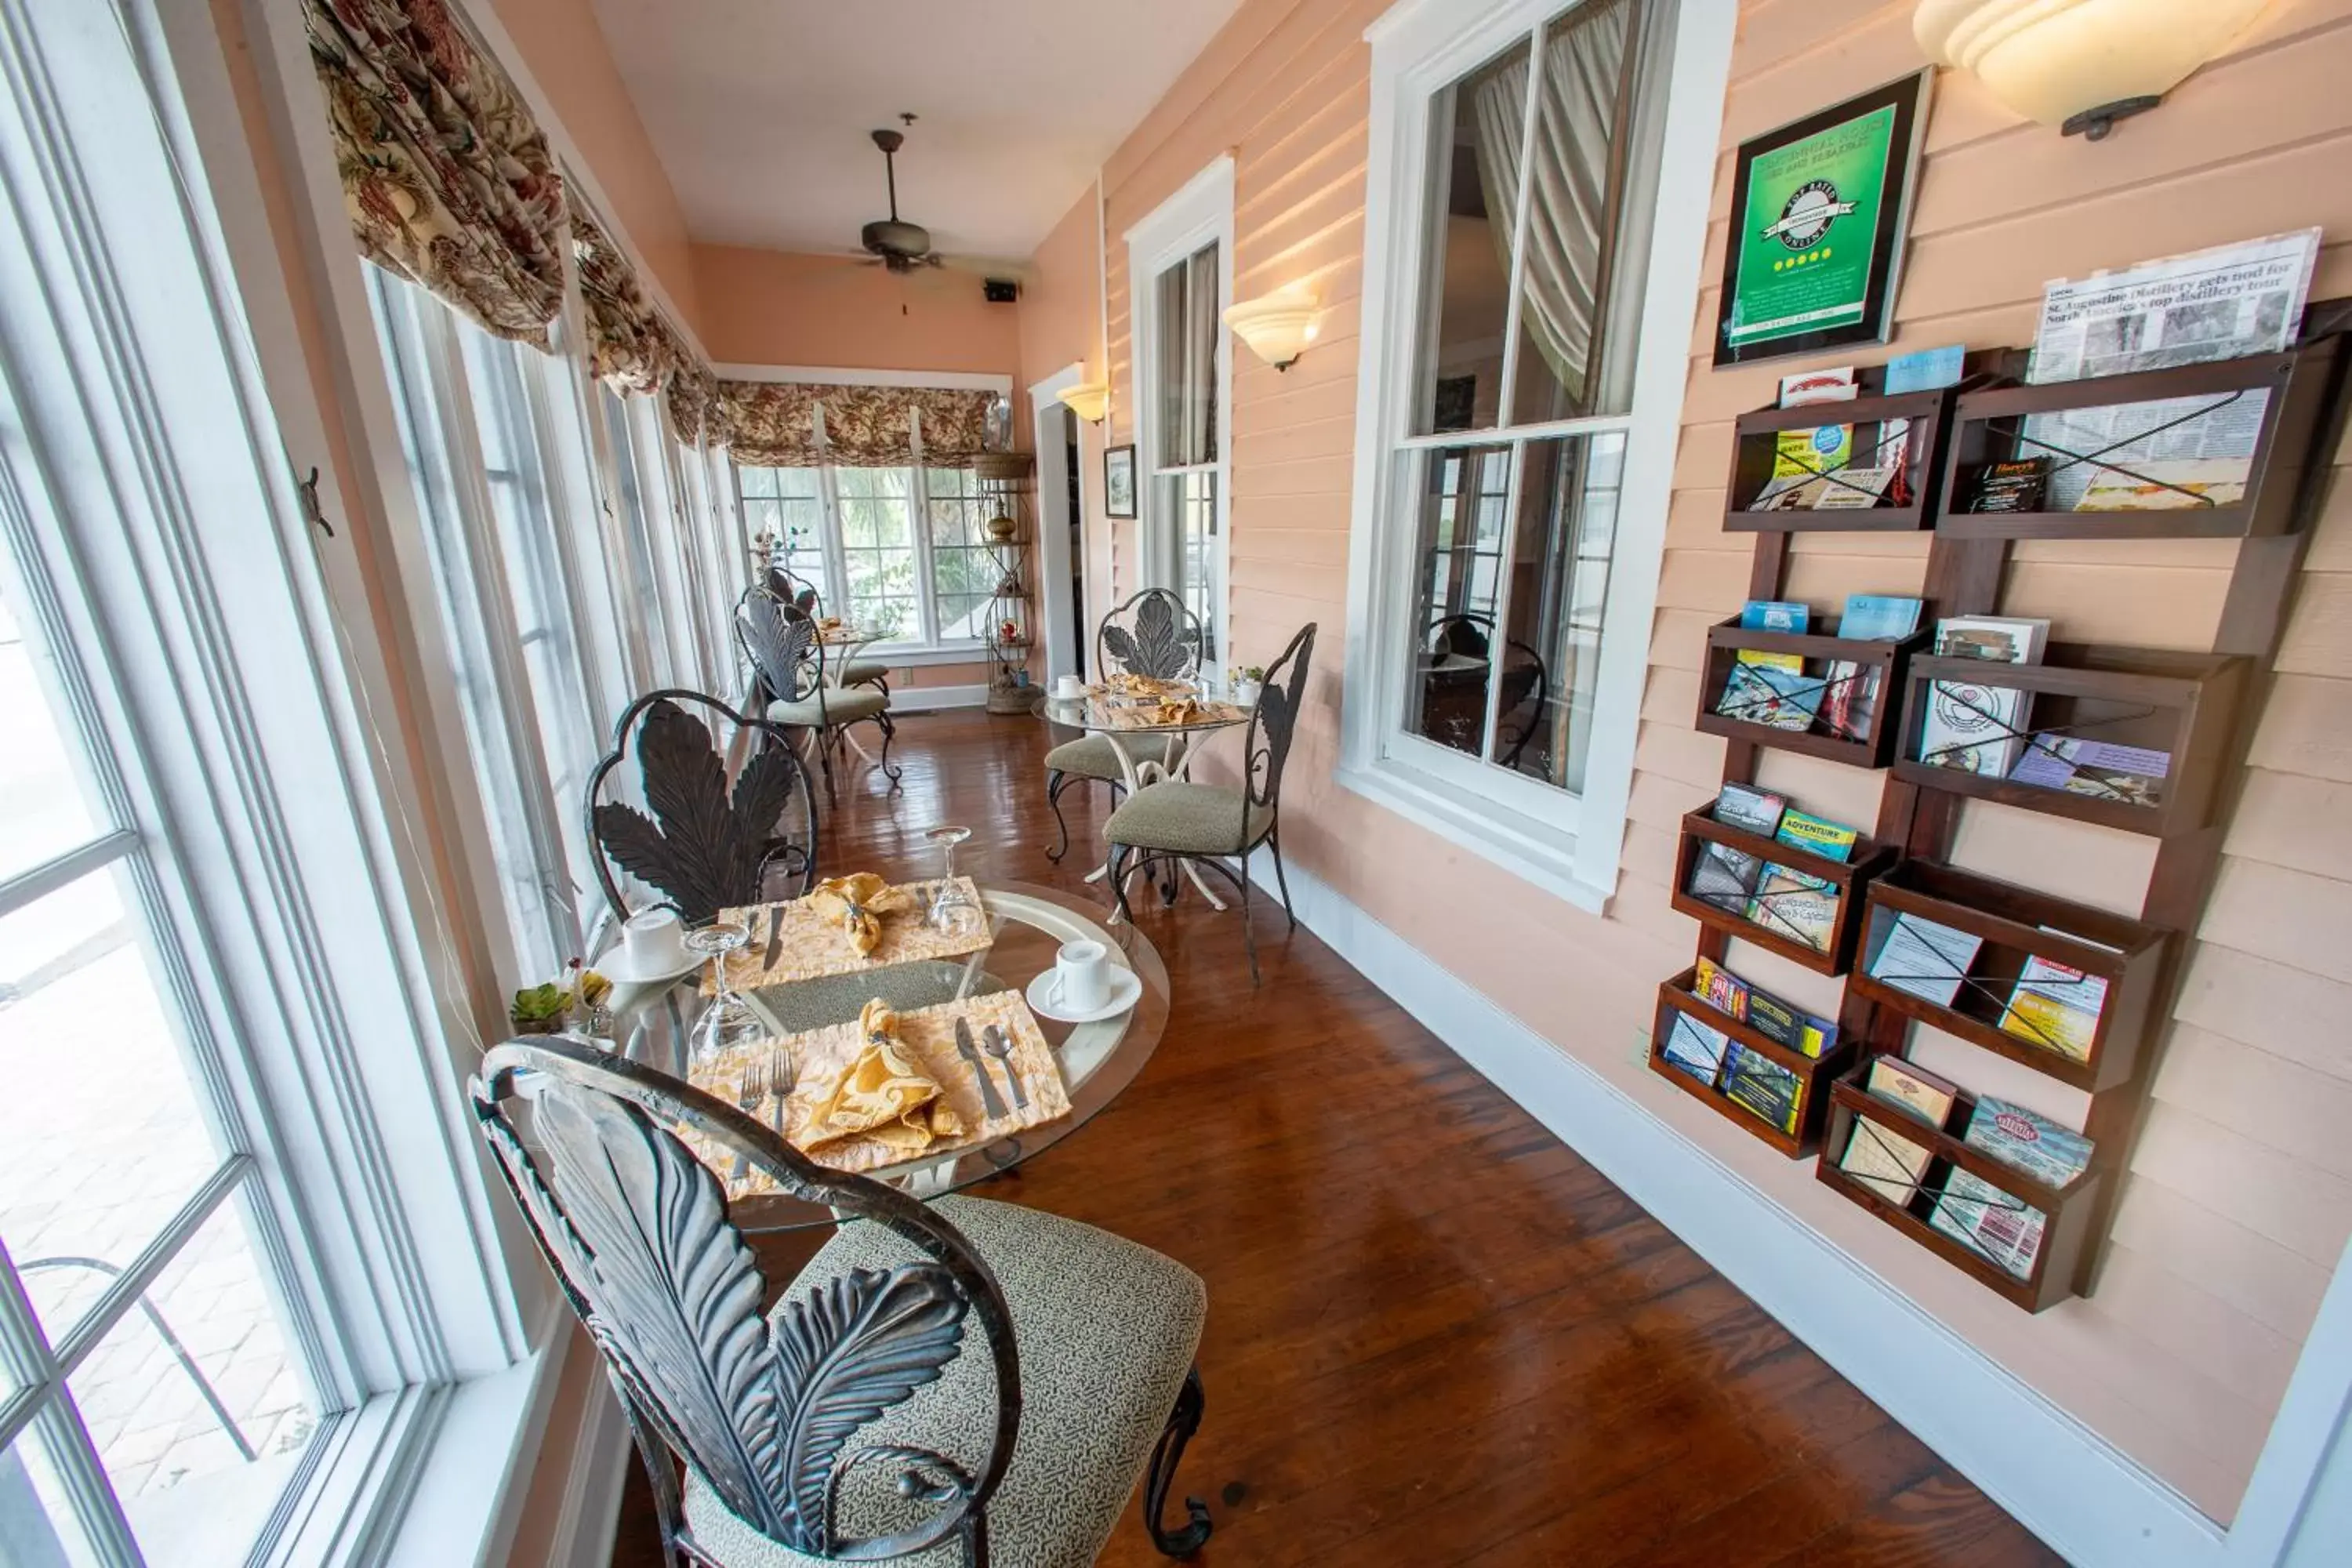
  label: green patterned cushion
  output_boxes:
[680,1196,1205,1567]
[1043,733,1123,782]
[767,685,889,728]
[1104,781,1269,855]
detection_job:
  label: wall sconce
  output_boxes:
[1915,0,2271,141]
[1223,285,1320,371]
[1057,382,1109,423]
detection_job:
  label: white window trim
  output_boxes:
[1337,0,1735,913]
[1125,157,1235,681]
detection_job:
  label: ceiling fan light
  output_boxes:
[1057,382,1109,423]
[1223,285,1321,370]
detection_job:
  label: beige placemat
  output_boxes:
[1091,699,1248,732]
[687,989,1069,1190]
[708,877,991,990]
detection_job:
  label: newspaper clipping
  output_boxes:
[2020,231,2320,511]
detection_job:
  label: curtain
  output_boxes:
[302,0,566,344]
[1470,0,1640,413]
[569,187,667,393]
[664,343,718,446]
[718,383,994,469]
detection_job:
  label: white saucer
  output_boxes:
[598,951,702,989]
[1025,964,1142,1024]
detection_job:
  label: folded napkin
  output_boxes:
[1149,697,1204,724]
[807,873,911,956]
[792,1000,965,1157]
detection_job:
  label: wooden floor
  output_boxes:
[610,709,2060,1567]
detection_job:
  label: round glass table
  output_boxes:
[1039,688,1252,916]
[606,880,1168,1232]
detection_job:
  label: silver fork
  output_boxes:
[764,1045,793,1132]
[731,1057,768,1180]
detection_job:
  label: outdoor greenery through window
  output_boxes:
[1388,0,1669,797]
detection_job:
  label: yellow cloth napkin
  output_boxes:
[1149,697,1203,725]
[807,873,911,956]
[792,1000,965,1157]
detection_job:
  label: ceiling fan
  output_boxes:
[859,114,945,273]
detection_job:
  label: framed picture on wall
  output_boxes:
[1104,444,1138,518]
[1713,69,1934,368]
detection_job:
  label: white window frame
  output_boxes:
[1337,0,1734,912]
[1125,157,1235,683]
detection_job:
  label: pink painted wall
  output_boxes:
[692,245,1023,375]
[479,0,700,330]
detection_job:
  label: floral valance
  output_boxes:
[568,187,667,394]
[303,0,566,344]
[663,339,718,445]
[717,382,996,469]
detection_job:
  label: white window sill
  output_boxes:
[861,643,994,668]
[1334,758,1612,915]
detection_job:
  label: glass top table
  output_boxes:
[1039,688,1253,917]
[607,879,1167,1232]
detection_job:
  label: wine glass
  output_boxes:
[685,922,765,1069]
[923,824,981,934]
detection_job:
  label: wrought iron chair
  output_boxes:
[1043,588,1206,863]
[587,689,819,927]
[739,593,901,808]
[470,1036,1214,1567]
[1105,622,1316,985]
[757,572,891,695]
[1421,613,1547,769]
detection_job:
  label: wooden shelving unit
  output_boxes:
[1669,808,1895,975]
[1650,968,1857,1156]
[1726,388,1958,533]
[1664,335,2348,1311]
[1695,616,1931,768]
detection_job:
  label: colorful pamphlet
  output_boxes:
[1838,1118,1934,1205]
[1773,425,1852,482]
[2008,736,2170,809]
[1661,1012,1730,1087]
[1810,466,1894,509]
[2074,457,2249,513]
[1722,1044,1803,1134]
[1929,1169,2049,1279]
[1713,783,1787,837]
[1837,594,1924,641]
[1865,1056,1958,1128]
[1740,599,1811,633]
[1963,1096,2094,1188]
[1693,957,1750,1019]
[1968,457,2050,514]
[1775,808,1859,863]
[1690,842,1763,910]
[1882,344,1965,394]
[1779,366,1857,406]
[1865,911,1984,1007]
[1998,953,2109,1063]
[1744,986,1837,1058]
[1921,616,2050,776]
[1719,661,1824,731]
[1817,596,1917,742]
[1748,862,1838,953]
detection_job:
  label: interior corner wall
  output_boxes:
[691,245,1025,377]
[1010,0,2352,1538]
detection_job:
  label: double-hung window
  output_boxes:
[1341,0,1732,907]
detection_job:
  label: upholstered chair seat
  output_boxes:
[682,1196,1206,1568]
[1042,732,1124,782]
[1105,782,1270,858]
[768,684,890,728]
[839,657,891,689]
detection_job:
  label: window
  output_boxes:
[1341,0,1732,906]
[729,385,1014,654]
[601,386,684,688]
[1129,169,1233,681]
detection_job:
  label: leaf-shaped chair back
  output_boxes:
[1096,587,1203,683]
[586,689,818,925]
[471,1036,1020,1561]
[1245,622,1317,815]
[739,592,825,709]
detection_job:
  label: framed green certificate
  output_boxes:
[1713,71,1933,368]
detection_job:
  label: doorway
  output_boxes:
[1027,364,1091,690]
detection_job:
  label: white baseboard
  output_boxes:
[891,682,989,712]
[1247,848,2227,1568]
[545,1374,632,1568]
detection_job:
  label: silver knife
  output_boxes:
[763,905,784,971]
[956,1018,1007,1120]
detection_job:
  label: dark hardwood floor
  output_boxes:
[608,708,2060,1566]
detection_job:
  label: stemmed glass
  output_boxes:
[923,824,981,935]
[685,921,766,1069]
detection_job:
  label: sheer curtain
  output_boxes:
[1471,0,1644,417]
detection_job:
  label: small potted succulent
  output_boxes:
[1231,664,1267,706]
[509,981,572,1036]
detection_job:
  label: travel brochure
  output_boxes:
[1722,1044,1803,1135]
[1997,945,2111,1064]
[1838,1117,1933,1206]
[2008,735,2170,811]
[1748,423,1904,513]
[1919,615,2049,777]
[1714,594,1921,742]
[1661,1011,1732,1087]
[1694,786,1866,955]
[1692,957,1839,1058]
[1864,904,2116,1069]
[1864,910,1982,1007]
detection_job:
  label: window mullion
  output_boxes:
[1477,441,1531,764]
[1493,21,1547,431]
[908,413,941,642]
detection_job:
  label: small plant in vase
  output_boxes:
[1232,664,1267,706]
[509,981,572,1036]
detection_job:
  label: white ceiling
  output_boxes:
[588,0,1248,264]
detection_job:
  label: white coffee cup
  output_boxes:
[1052,938,1111,1013]
[619,909,689,976]
[1054,673,1085,700]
